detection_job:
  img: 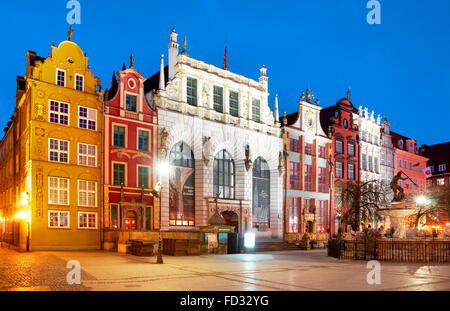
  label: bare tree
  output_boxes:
[337,180,390,231]
[413,187,450,228]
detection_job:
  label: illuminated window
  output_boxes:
[138,166,149,189]
[213,150,235,199]
[113,163,126,186]
[213,86,224,113]
[439,164,447,172]
[290,162,300,190]
[48,177,70,205]
[49,100,69,125]
[48,211,69,228]
[318,167,327,193]
[304,164,312,191]
[437,178,445,186]
[78,180,97,207]
[78,212,97,229]
[316,201,328,233]
[336,161,344,179]
[78,143,97,167]
[304,143,312,155]
[362,154,367,171]
[75,74,84,91]
[304,199,313,214]
[110,204,119,229]
[78,106,97,130]
[348,163,355,180]
[318,146,326,158]
[348,142,355,156]
[290,139,300,152]
[48,138,69,163]
[56,69,66,87]
[336,140,343,154]
[288,198,299,233]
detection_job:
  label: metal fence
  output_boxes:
[328,238,450,263]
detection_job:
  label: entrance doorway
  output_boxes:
[221,211,239,233]
[222,211,240,254]
[124,211,137,230]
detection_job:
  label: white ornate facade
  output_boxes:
[380,117,395,185]
[145,29,283,240]
[354,107,382,182]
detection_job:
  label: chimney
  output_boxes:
[168,28,179,80]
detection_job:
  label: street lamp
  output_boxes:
[152,161,170,264]
[415,195,428,206]
[17,192,30,252]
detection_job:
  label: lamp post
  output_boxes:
[153,161,169,264]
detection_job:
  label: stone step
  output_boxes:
[254,241,300,252]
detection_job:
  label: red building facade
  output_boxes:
[320,94,360,234]
[102,62,158,251]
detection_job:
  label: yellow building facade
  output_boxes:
[0,35,103,250]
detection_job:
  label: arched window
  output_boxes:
[252,157,270,228]
[213,150,235,199]
[169,142,195,226]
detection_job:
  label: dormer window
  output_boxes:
[126,94,137,112]
[56,69,66,87]
[439,164,447,172]
[398,140,404,149]
[213,86,224,113]
[186,77,197,106]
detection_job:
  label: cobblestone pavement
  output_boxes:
[1,247,449,291]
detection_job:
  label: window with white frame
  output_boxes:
[49,138,69,163]
[56,69,66,87]
[75,74,84,91]
[336,139,343,154]
[348,163,355,180]
[348,142,355,156]
[213,86,224,113]
[78,106,97,130]
[439,164,447,172]
[48,211,70,228]
[78,180,97,207]
[49,100,69,125]
[48,177,70,205]
[78,212,97,229]
[78,143,96,167]
[252,98,261,122]
[437,178,445,186]
[336,161,344,178]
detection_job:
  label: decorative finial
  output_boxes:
[315,97,320,106]
[282,111,288,126]
[130,54,134,68]
[111,72,117,87]
[301,91,306,101]
[182,36,188,55]
[122,63,126,71]
[172,28,176,33]
[222,47,228,70]
[306,89,313,104]
[68,26,74,41]
[346,88,351,101]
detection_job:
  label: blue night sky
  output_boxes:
[1,0,449,145]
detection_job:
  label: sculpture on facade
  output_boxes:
[244,145,253,172]
[203,137,214,167]
[159,128,169,159]
[390,171,414,202]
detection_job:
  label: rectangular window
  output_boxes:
[49,100,69,125]
[252,99,261,122]
[437,178,445,186]
[138,130,149,152]
[290,139,300,152]
[318,146,326,158]
[48,211,69,228]
[186,77,198,106]
[348,143,355,156]
[78,212,97,229]
[304,164,312,191]
[48,177,70,205]
[362,154,367,171]
[126,94,137,112]
[304,143,312,155]
[316,201,328,233]
[304,199,312,214]
[56,69,66,87]
[110,204,119,229]
[380,152,386,165]
[336,162,344,179]
[48,138,69,163]
[78,180,97,207]
[290,162,300,190]
[348,163,355,180]
[113,125,126,147]
[145,206,152,230]
[318,167,327,193]
[113,163,125,186]
[439,164,447,172]
[374,157,379,173]
[78,143,97,167]
[213,86,224,113]
[78,106,97,130]
[336,140,343,154]
[75,74,84,91]
[369,155,373,172]
[229,91,239,117]
[288,198,299,233]
[138,166,149,189]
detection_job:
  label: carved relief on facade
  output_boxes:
[203,137,214,167]
[36,167,44,217]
